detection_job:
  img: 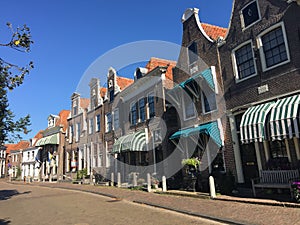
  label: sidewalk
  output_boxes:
[9,181,300,225]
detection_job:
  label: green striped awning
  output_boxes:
[35,133,59,146]
[169,121,223,148]
[270,94,300,140]
[240,102,274,144]
[112,131,146,153]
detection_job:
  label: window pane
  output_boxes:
[262,26,288,68]
[242,1,259,28]
[148,94,155,118]
[235,43,256,79]
[188,42,198,64]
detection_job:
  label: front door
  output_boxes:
[240,143,259,186]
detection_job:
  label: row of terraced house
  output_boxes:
[2,0,300,193]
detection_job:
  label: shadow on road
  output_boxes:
[0,218,11,225]
[0,190,31,201]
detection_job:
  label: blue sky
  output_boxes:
[1,0,232,142]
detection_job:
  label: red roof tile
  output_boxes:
[5,140,30,154]
[201,23,227,40]
[100,87,107,98]
[145,57,177,81]
[56,110,70,132]
[116,77,134,91]
[80,98,90,109]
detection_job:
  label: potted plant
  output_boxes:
[292,181,300,203]
[182,157,201,170]
[181,157,201,192]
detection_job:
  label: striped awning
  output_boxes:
[240,102,275,144]
[35,133,59,146]
[270,95,300,140]
[112,131,146,153]
[169,121,223,148]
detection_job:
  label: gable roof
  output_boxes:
[55,110,70,132]
[116,76,134,91]
[145,57,177,81]
[80,98,90,109]
[5,140,30,154]
[201,23,227,40]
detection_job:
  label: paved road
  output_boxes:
[0,182,223,225]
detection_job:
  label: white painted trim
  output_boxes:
[211,66,218,95]
[229,114,245,183]
[240,0,262,31]
[284,139,292,162]
[231,40,258,83]
[257,22,291,72]
[201,90,218,115]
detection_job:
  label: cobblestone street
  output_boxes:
[2,181,300,225]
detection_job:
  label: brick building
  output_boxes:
[218,0,300,185]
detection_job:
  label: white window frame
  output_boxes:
[130,101,137,125]
[183,94,196,121]
[257,22,290,72]
[138,97,146,123]
[69,125,73,143]
[201,91,218,114]
[240,0,261,30]
[95,114,101,132]
[113,108,119,130]
[147,92,155,119]
[89,118,94,135]
[232,40,258,83]
[75,123,80,142]
[105,113,112,133]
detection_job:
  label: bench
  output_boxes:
[251,170,299,197]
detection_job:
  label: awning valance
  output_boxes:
[179,67,215,91]
[270,94,300,140]
[240,102,275,144]
[112,131,146,153]
[169,121,223,148]
[35,133,59,147]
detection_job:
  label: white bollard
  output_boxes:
[133,172,137,187]
[111,173,114,186]
[117,172,121,188]
[209,176,216,199]
[162,176,167,192]
[147,173,151,192]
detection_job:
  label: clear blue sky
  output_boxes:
[1,0,232,142]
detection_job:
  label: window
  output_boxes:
[113,109,119,130]
[27,152,30,161]
[96,114,101,132]
[131,102,137,125]
[232,41,256,81]
[109,90,114,102]
[89,118,94,135]
[32,151,34,159]
[69,125,74,143]
[76,123,80,142]
[139,98,146,122]
[188,42,198,65]
[258,23,290,71]
[241,0,260,29]
[183,94,195,120]
[202,91,217,113]
[148,93,155,119]
[106,113,112,132]
[153,129,162,144]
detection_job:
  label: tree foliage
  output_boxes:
[0,22,34,144]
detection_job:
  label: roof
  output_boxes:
[116,76,134,91]
[201,23,227,40]
[5,140,30,154]
[145,57,177,81]
[55,110,71,132]
[80,98,90,109]
[100,87,107,98]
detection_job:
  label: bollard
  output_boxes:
[209,176,216,199]
[162,176,167,192]
[133,172,137,187]
[117,172,121,188]
[111,173,114,186]
[147,173,151,192]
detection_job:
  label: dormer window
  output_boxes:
[240,0,260,29]
[48,117,55,127]
[73,100,78,116]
